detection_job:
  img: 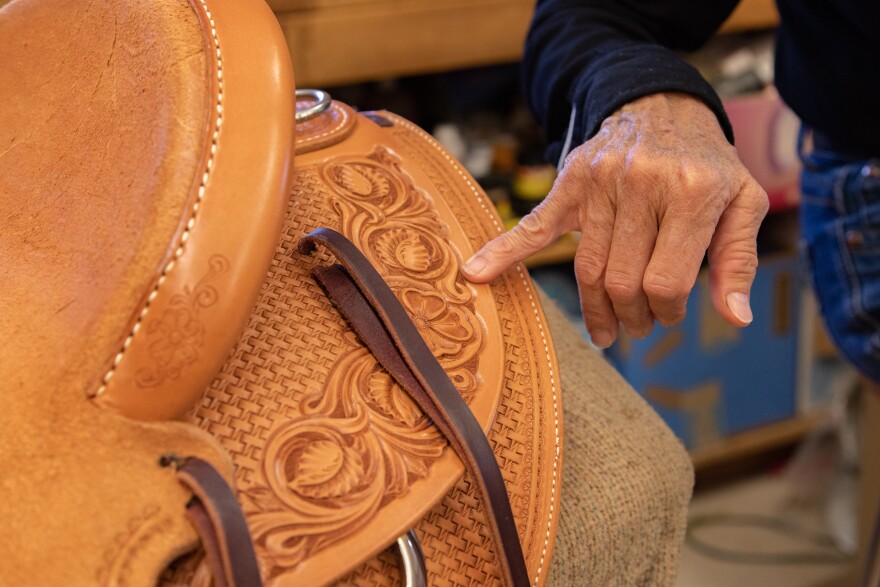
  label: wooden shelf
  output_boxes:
[719,0,780,33]
[271,0,780,88]
[272,0,536,88]
[690,411,825,472]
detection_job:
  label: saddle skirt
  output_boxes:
[165,101,564,585]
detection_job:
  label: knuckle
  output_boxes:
[643,270,690,306]
[493,219,550,257]
[738,250,760,272]
[560,146,595,186]
[750,185,771,217]
[516,208,550,236]
[574,249,607,289]
[727,256,760,281]
[735,179,770,220]
[587,151,623,185]
[506,205,561,249]
[488,233,519,258]
[604,272,642,305]
[677,161,716,194]
[561,147,585,171]
[620,153,654,186]
[712,246,759,278]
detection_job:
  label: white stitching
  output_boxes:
[515,264,559,586]
[389,114,560,587]
[298,103,350,144]
[93,0,223,398]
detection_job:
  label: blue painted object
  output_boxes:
[605,254,801,450]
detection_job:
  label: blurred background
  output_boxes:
[270,1,869,584]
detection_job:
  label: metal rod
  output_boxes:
[396,529,427,587]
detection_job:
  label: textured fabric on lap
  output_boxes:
[538,290,693,586]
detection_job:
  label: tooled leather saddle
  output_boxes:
[0,0,563,585]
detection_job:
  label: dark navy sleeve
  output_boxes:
[522,0,740,163]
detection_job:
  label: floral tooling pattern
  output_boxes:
[136,255,228,387]
[246,146,485,577]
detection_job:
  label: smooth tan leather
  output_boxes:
[163,103,563,586]
[294,100,357,155]
[93,0,296,420]
[0,0,294,584]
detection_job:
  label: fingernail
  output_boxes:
[590,329,614,349]
[462,255,487,277]
[726,292,753,324]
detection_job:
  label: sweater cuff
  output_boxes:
[547,46,733,164]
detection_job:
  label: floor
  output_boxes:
[677,449,858,586]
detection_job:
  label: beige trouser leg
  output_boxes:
[538,290,694,586]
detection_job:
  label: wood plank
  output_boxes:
[719,0,780,33]
[273,0,779,88]
[275,0,536,87]
[690,411,824,471]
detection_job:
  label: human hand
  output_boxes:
[461,93,769,348]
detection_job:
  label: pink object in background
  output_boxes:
[724,86,802,212]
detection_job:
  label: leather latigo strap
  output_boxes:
[175,458,263,587]
[300,228,530,587]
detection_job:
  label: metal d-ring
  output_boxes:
[295,89,332,123]
[395,529,427,587]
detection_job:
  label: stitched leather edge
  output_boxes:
[387,113,561,587]
[93,0,223,399]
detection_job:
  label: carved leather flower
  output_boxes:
[375,229,432,273]
[366,371,424,427]
[287,438,365,500]
[332,162,392,201]
[146,306,201,378]
[267,421,369,503]
[399,288,472,359]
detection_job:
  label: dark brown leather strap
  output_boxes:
[301,228,530,587]
[175,457,263,587]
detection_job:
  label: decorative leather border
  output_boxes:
[387,113,561,586]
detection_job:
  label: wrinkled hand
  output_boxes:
[461,93,769,348]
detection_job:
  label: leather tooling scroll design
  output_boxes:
[135,255,228,387]
[242,147,485,579]
[323,146,484,400]
[392,124,547,571]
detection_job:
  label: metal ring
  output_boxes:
[295,89,332,123]
[395,529,427,587]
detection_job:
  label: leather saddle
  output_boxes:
[0,0,562,585]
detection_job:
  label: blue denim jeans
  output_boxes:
[800,137,880,383]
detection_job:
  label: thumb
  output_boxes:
[461,197,570,283]
[707,182,769,326]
